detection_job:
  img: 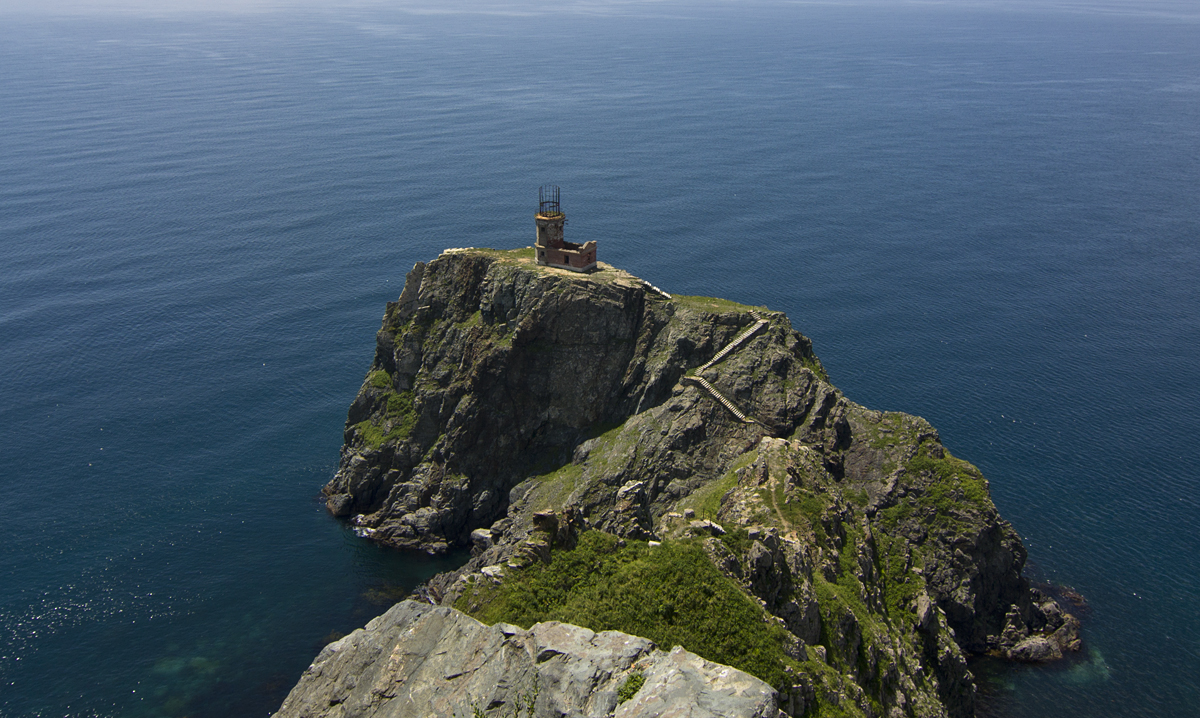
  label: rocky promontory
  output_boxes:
[282,247,1080,718]
[276,600,780,718]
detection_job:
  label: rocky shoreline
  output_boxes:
[275,247,1080,718]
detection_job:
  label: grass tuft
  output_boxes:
[456,531,796,687]
[617,672,645,703]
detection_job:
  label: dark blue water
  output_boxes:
[2,2,1197,716]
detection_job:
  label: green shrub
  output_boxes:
[458,532,794,687]
[617,672,645,703]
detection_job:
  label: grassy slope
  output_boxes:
[456,531,798,688]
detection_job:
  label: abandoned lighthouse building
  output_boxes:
[534,185,596,272]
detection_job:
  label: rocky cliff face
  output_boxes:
[313,247,1080,718]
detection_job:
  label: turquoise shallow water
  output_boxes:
[1,2,1198,716]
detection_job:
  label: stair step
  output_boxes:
[684,312,769,424]
[698,317,768,372]
[684,376,754,423]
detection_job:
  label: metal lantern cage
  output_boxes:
[538,185,562,217]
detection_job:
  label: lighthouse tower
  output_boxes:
[534,185,596,272]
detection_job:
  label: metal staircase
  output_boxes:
[685,311,768,424]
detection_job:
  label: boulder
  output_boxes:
[689,519,727,536]
[469,527,494,551]
[1007,637,1062,662]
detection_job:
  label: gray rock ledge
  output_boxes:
[273,600,779,718]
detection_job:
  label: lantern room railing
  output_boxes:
[538,185,563,217]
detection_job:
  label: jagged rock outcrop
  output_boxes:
[273,600,780,718]
[314,247,1080,718]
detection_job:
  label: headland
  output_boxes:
[276,247,1081,718]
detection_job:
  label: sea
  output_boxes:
[1,1,1197,716]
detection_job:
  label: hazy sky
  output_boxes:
[1,0,1198,19]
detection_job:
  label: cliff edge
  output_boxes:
[275,600,779,718]
[304,247,1079,718]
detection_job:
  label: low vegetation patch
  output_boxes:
[690,473,739,520]
[457,531,796,687]
[799,659,872,718]
[458,246,536,263]
[800,355,830,382]
[455,310,483,329]
[354,375,417,449]
[718,526,755,556]
[616,671,644,703]
[905,446,991,520]
[762,480,829,544]
[525,463,585,512]
[876,532,922,625]
[672,294,764,315]
[679,451,754,521]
